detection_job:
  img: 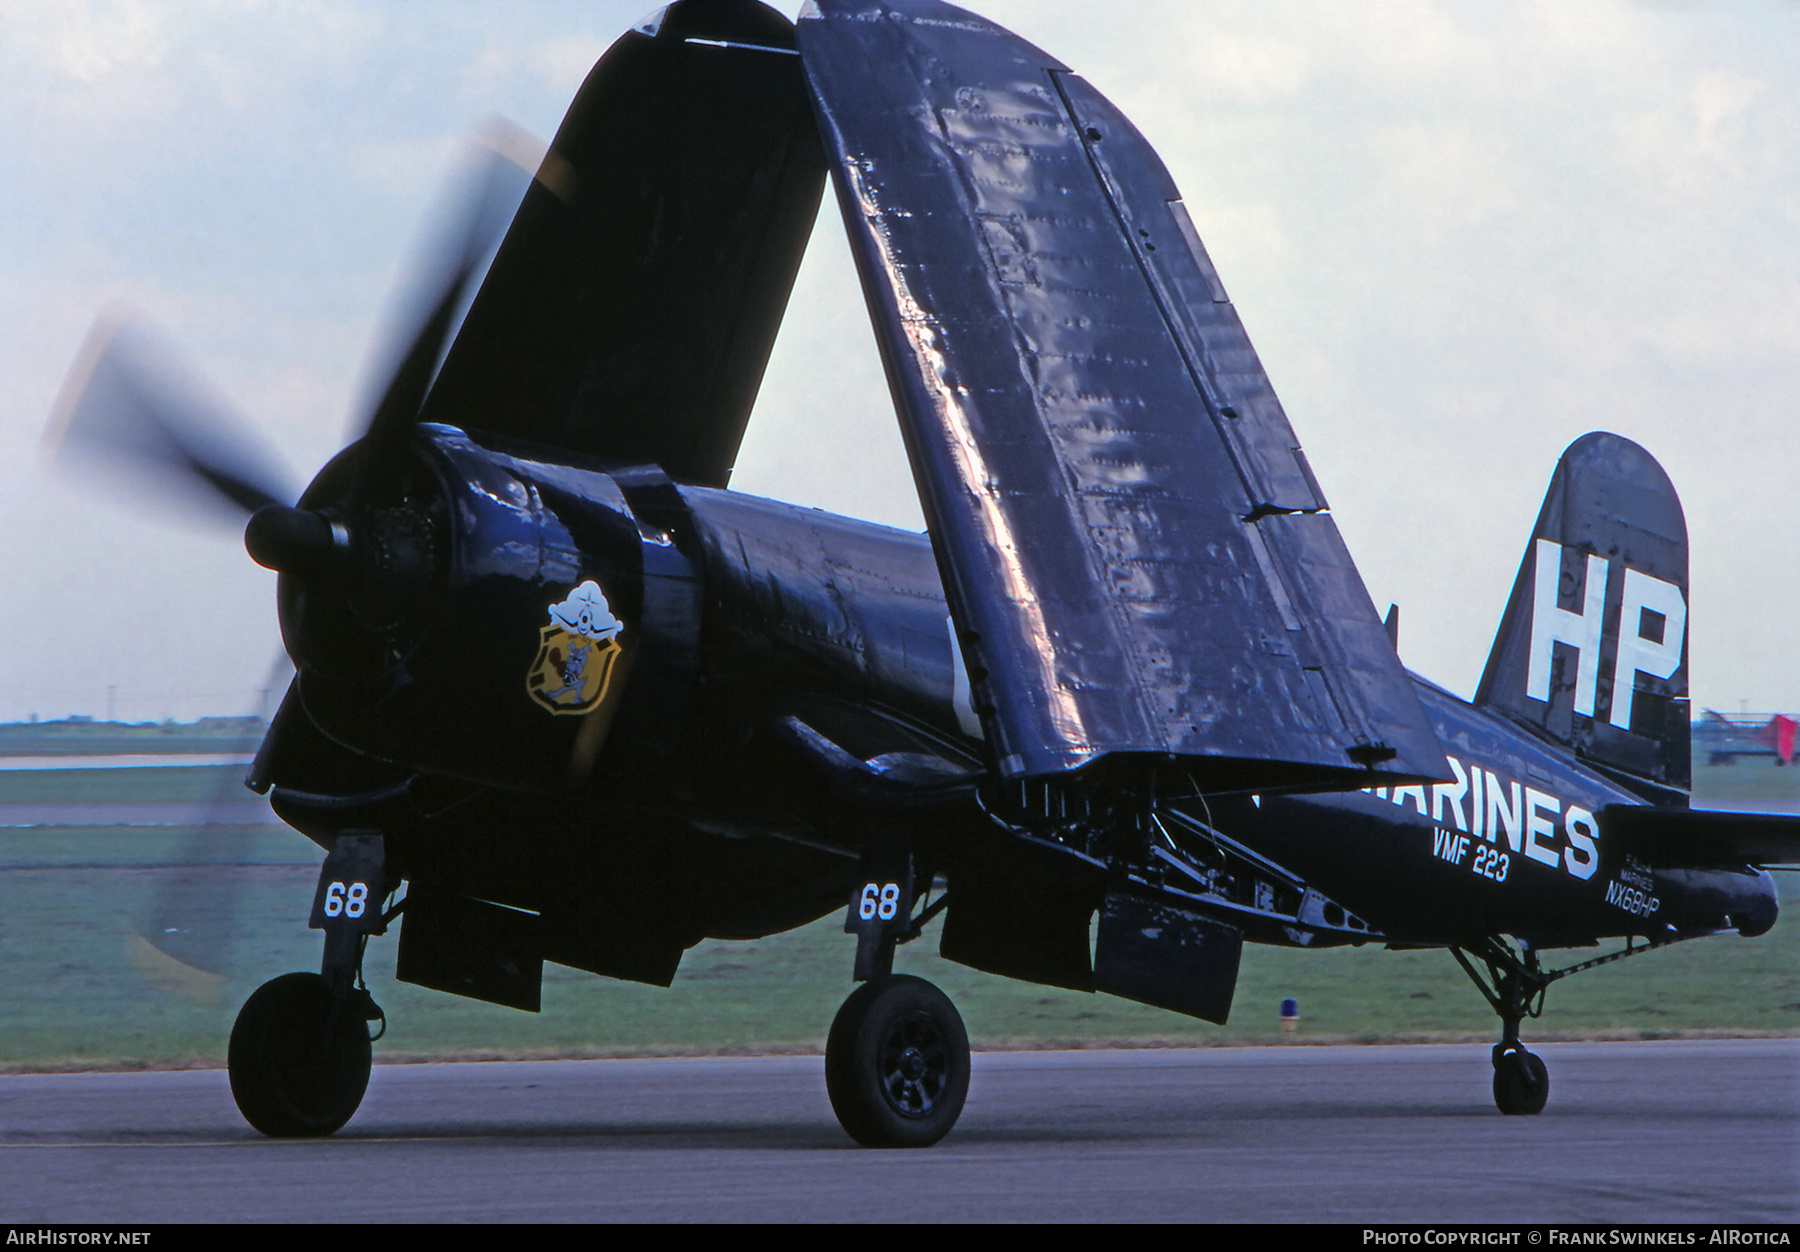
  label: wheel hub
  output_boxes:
[879,1011,948,1119]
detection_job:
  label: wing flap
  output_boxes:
[799,0,1444,786]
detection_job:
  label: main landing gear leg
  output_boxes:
[228,833,388,1137]
[1452,939,1552,1116]
[826,842,967,1148]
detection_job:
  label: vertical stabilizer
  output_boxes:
[1474,434,1689,799]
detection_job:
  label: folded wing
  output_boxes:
[423,0,826,488]
[798,0,1445,787]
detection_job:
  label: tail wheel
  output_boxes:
[228,972,372,1137]
[1492,1047,1549,1116]
[826,974,970,1148]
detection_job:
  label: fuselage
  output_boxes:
[665,483,1776,953]
[260,429,1774,966]
[1220,681,1775,949]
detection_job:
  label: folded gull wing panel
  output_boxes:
[422,0,826,488]
[798,0,1445,786]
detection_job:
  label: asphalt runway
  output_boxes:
[2,1041,1795,1224]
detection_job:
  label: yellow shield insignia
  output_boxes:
[527,580,625,715]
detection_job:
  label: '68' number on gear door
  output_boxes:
[858,883,900,922]
[323,881,368,919]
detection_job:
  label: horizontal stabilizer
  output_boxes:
[798,0,1445,787]
[1600,804,1800,869]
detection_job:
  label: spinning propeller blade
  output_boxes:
[128,653,295,1006]
[354,122,543,472]
[44,313,295,523]
[46,124,541,542]
[243,131,537,577]
[46,128,545,1001]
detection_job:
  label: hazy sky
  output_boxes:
[2,0,1797,723]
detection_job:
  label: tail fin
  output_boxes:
[1474,433,1689,801]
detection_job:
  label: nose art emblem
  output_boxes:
[526,580,624,715]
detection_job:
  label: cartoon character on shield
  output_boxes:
[526,580,624,715]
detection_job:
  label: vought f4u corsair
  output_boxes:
[51,0,1800,1146]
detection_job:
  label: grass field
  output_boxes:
[0,765,251,806]
[2,757,1797,1070]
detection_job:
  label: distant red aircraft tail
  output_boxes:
[1761,714,1796,766]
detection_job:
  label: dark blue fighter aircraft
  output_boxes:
[50,0,1800,1147]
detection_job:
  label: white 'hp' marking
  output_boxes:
[1526,539,1686,729]
[1527,539,1608,716]
[1610,566,1686,730]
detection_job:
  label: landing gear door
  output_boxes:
[309,833,386,936]
[1092,893,1242,1025]
[845,841,914,981]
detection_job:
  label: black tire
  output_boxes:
[825,974,970,1148]
[1492,1047,1549,1116]
[228,972,372,1137]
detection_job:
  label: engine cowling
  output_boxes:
[270,423,700,794]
